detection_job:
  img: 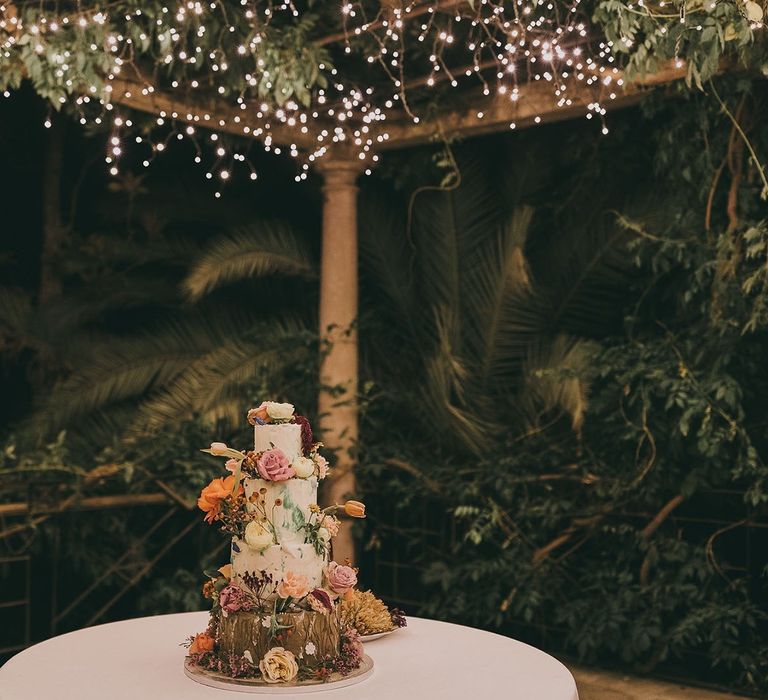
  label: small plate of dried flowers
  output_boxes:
[340,590,407,642]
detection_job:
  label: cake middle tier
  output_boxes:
[231,542,326,600]
[244,475,318,547]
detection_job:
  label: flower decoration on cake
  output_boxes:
[256,449,295,481]
[259,647,299,683]
[307,588,335,614]
[186,401,376,685]
[219,583,255,614]
[189,632,215,655]
[197,475,243,524]
[325,561,358,596]
[276,571,310,599]
[243,520,273,550]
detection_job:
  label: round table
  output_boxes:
[0,613,579,699]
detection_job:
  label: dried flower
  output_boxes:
[259,647,298,683]
[219,583,254,614]
[340,589,399,635]
[202,580,216,599]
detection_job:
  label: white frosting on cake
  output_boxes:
[243,476,318,549]
[230,419,327,601]
[254,422,302,464]
[231,542,325,599]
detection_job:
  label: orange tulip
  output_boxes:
[343,500,366,518]
[189,632,215,655]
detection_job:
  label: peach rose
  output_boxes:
[314,454,329,479]
[197,475,242,523]
[189,632,215,655]
[247,402,270,425]
[276,571,310,599]
[320,515,340,537]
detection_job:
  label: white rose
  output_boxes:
[244,521,273,550]
[293,456,315,479]
[317,527,331,543]
[265,402,294,421]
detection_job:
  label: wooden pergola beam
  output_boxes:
[377,63,688,150]
[110,64,688,154]
[109,78,320,151]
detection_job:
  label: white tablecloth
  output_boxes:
[0,613,578,699]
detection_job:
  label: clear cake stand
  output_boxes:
[183,654,374,694]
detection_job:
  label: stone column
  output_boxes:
[315,155,363,565]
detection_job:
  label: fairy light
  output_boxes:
[1,0,716,196]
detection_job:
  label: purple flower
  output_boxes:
[219,583,253,614]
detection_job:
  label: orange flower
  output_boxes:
[343,500,366,518]
[197,475,242,524]
[189,632,215,655]
[247,402,270,425]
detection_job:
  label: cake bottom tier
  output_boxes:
[217,609,341,665]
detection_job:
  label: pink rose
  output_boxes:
[257,449,295,481]
[325,561,357,595]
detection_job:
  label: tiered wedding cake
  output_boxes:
[184,401,368,686]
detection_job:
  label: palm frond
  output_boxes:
[183,223,316,301]
[462,206,535,382]
[518,335,599,433]
[132,316,310,434]
[417,305,495,453]
[411,158,502,343]
[25,313,253,438]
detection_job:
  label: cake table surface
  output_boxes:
[0,612,579,700]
